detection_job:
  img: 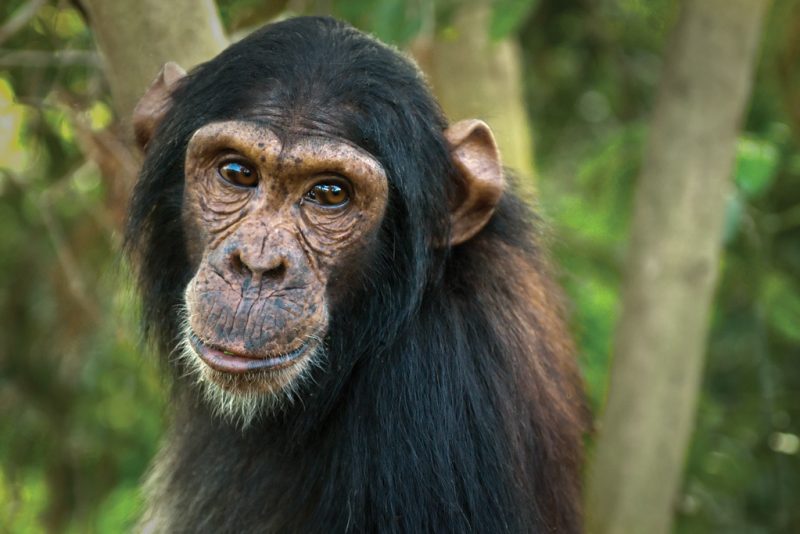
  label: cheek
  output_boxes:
[300,210,360,264]
[181,205,207,268]
[299,198,387,271]
[183,167,253,243]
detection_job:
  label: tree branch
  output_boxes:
[585,1,770,533]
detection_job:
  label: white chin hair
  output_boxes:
[174,321,325,429]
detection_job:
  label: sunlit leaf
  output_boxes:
[0,78,29,172]
[0,470,48,532]
[52,8,87,40]
[86,101,113,131]
[43,108,75,144]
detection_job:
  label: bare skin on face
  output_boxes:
[181,120,388,402]
[134,65,505,427]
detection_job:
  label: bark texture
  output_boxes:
[82,0,227,124]
[585,1,769,533]
[412,3,535,182]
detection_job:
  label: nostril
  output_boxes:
[229,251,247,275]
[230,247,289,281]
[265,262,287,281]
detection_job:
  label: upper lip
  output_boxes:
[189,333,310,374]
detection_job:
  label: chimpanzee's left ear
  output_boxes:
[444,119,505,246]
[132,62,187,151]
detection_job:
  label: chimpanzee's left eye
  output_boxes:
[304,181,350,207]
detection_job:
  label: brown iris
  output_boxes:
[219,161,258,187]
[305,182,350,207]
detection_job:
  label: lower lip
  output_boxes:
[189,334,309,375]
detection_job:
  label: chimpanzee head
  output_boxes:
[128,16,503,425]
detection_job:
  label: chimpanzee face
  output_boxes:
[175,121,388,421]
[132,58,503,426]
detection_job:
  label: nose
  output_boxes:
[229,242,288,284]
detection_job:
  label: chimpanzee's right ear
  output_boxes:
[133,62,187,151]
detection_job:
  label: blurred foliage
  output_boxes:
[0,0,797,532]
[0,2,163,532]
[489,0,539,41]
[521,1,800,532]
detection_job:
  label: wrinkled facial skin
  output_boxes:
[180,120,388,415]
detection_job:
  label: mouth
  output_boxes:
[188,333,312,375]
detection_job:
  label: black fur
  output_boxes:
[127,16,585,533]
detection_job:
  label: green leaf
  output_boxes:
[490,0,539,41]
[372,0,423,44]
[95,485,143,533]
[734,137,779,199]
[762,272,800,342]
[335,0,423,45]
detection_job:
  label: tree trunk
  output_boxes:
[585,1,769,533]
[411,3,535,183]
[81,0,227,123]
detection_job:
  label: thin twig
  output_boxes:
[0,0,47,46]
[0,49,100,68]
[2,169,101,323]
[39,190,102,323]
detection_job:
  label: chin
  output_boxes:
[176,326,325,428]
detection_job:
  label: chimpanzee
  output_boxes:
[127,16,585,533]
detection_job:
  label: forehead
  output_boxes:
[186,120,387,181]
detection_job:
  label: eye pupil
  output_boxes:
[219,162,257,187]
